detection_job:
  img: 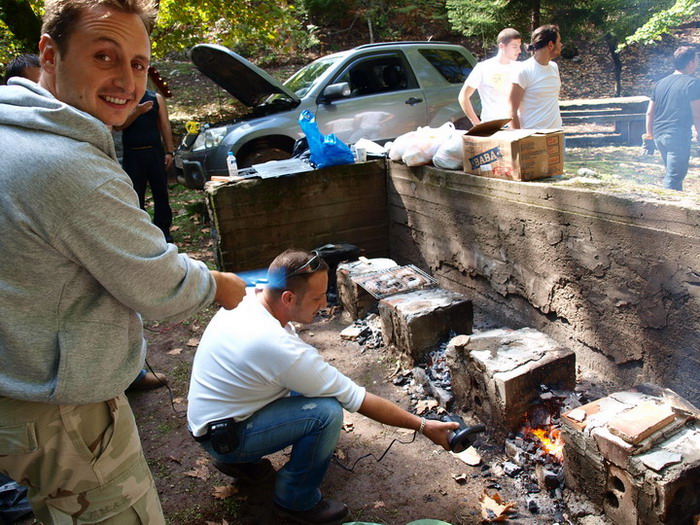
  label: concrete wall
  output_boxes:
[388,163,700,406]
[207,160,389,272]
[206,159,700,404]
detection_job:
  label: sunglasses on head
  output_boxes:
[286,250,322,279]
[267,251,323,290]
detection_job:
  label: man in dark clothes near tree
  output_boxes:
[646,46,700,191]
[117,79,174,241]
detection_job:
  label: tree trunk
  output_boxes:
[530,0,540,31]
[0,0,42,52]
[604,34,622,96]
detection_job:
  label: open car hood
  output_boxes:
[189,44,301,108]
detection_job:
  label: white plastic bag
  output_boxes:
[401,122,455,167]
[388,130,417,161]
[433,129,466,170]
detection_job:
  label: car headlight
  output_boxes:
[192,126,227,151]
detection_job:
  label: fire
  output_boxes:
[528,426,564,462]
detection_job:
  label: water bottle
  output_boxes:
[226,151,238,178]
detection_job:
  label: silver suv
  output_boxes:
[175,41,476,188]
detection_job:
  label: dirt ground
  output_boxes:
[121,300,612,525]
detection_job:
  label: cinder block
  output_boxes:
[337,258,397,320]
[378,287,473,362]
[446,327,575,434]
[561,386,700,525]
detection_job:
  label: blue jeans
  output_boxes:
[655,133,691,191]
[199,396,343,511]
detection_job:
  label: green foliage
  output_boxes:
[151,0,317,60]
[0,0,42,66]
[446,0,508,46]
[623,0,700,48]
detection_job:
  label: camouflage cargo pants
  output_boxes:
[0,394,164,524]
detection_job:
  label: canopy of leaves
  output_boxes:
[623,0,700,48]
[151,0,317,61]
[0,0,42,65]
[445,0,674,53]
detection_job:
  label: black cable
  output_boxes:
[143,359,187,417]
[332,431,418,472]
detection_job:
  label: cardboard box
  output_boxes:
[462,119,564,181]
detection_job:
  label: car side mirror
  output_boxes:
[319,82,351,104]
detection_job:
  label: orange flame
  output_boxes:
[528,427,564,462]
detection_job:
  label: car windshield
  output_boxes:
[283,56,339,97]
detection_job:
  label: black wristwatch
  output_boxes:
[166,151,174,156]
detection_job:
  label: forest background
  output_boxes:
[2,0,700,99]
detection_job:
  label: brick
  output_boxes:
[337,258,397,320]
[592,426,636,469]
[603,464,639,525]
[608,400,677,445]
[561,387,700,525]
[446,327,575,435]
[379,287,473,362]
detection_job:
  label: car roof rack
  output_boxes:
[354,41,454,50]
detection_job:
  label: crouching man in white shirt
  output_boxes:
[188,249,458,525]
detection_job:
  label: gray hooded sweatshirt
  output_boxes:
[0,79,216,404]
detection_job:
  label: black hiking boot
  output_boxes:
[274,498,349,524]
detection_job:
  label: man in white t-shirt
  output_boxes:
[509,24,563,129]
[187,249,459,525]
[459,28,522,125]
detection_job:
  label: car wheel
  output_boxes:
[237,142,293,168]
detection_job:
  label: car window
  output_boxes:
[418,49,473,83]
[334,55,410,98]
[283,56,339,97]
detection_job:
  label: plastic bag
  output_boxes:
[388,130,417,161]
[401,122,456,167]
[433,129,466,170]
[298,110,355,169]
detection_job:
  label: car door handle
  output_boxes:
[405,97,423,106]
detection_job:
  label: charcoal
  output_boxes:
[503,461,522,477]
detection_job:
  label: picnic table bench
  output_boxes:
[560,96,649,146]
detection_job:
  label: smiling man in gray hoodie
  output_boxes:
[0,0,246,523]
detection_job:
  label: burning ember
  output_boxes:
[524,425,564,462]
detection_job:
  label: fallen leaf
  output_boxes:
[479,490,516,522]
[415,399,438,415]
[335,449,346,461]
[454,445,481,466]
[212,485,239,500]
[185,465,209,480]
[167,348,183,355]
[186,337,200,347]
[170,225,180,231]
[342,422,354,433]
[373,501,385,508]
[168,456,182,464]
[173,397,185,404]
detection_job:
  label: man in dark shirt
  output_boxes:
[646,46,700,191]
